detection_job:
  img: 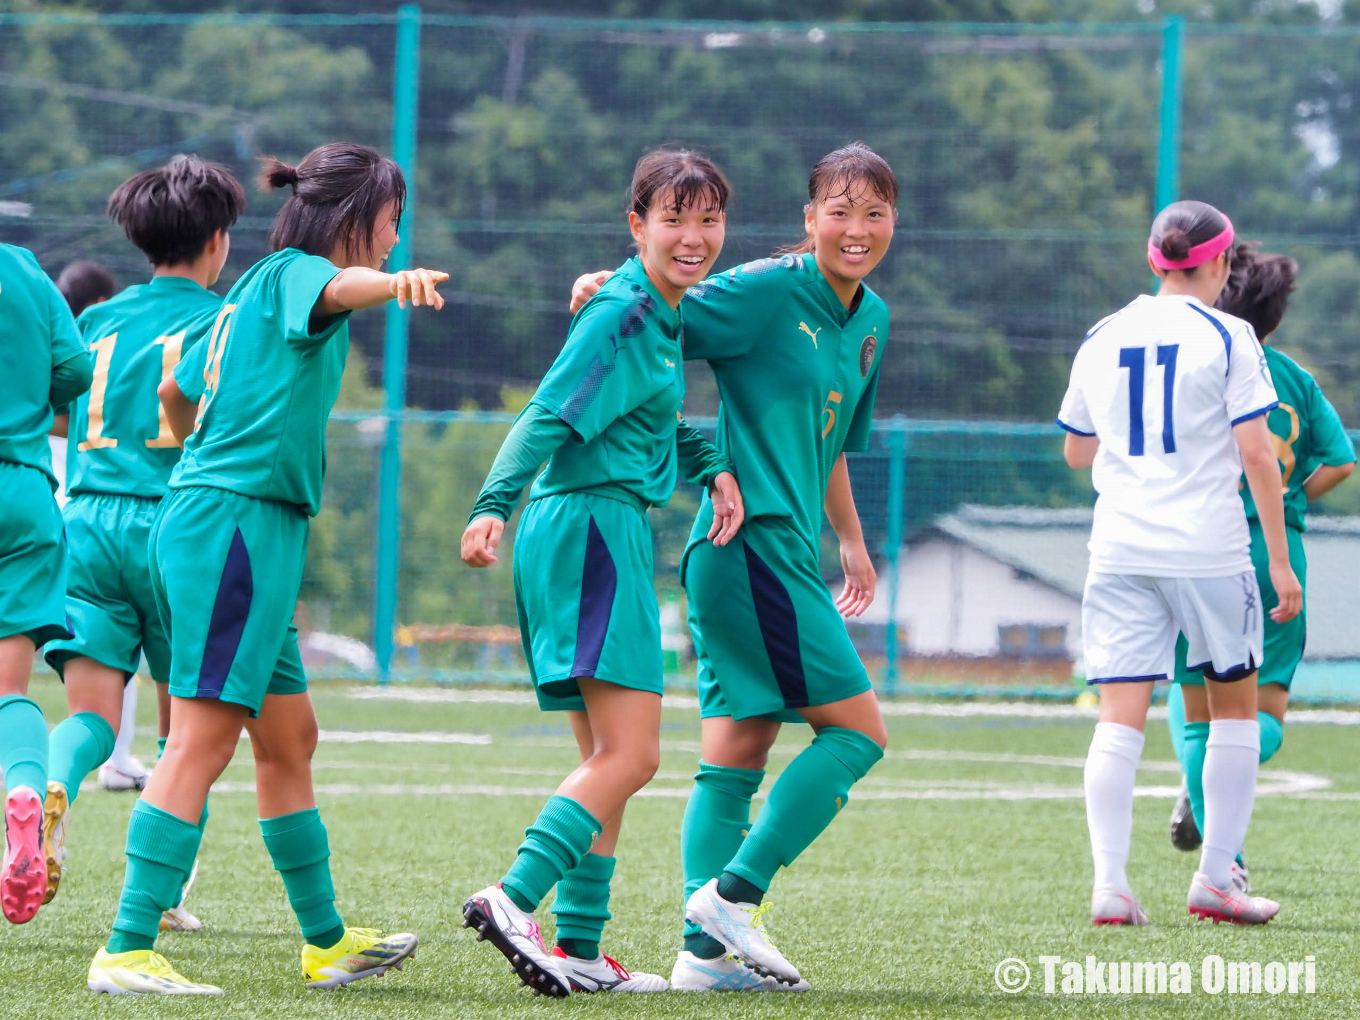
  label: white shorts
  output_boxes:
[1082,572,1263,684]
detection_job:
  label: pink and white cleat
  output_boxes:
[462,884,571,998]
[1091,887,1149,926]
[3,787,46,924]
[1187,872,1279,925]
[550,947,668,992]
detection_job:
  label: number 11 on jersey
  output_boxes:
[1119,344,1179,456]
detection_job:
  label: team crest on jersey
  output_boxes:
[859,335,877,377]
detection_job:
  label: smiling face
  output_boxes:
[629,188,726,308]
[805,179,895,299]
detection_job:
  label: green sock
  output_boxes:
[108,801,203,953]
[157,737,209,909]
[1167,684,1188,764]
[1182,720,1210,836]
[0,695,47,796]
[502,795,602,914]
[259,808,346,948]
[726,727,883,892]
[1259,712,1283,764]
[47,711,116,807]
[552,851,614,958]
[681,761,763,958]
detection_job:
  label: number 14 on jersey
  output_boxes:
[1119,344,1179,457]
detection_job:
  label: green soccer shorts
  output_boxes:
[682,515,872,722]
[1174,520,1306,689]
[45,494,170,683]
[512,492,663,712]
[0,461,71,647]
[148,486,309,716]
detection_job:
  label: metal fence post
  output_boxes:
[882,417,908,695]
[375,4,421,682]
[1155,14,1184,215]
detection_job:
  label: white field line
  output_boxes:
[173,730,1328,800]
[343,686,1360,725]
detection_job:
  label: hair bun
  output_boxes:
[1158,226,1192,262]
[258,157,301,193]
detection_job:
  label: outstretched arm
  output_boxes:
[316,267,448,316]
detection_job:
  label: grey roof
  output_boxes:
[918,506,1360,659]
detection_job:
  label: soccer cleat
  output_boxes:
[1168,784,1202,851]
[161,859,202,931]
[42,782,69,905]
[684,879,801,985]
[462,884,571,998]
[98,757,149,792]
[550,946,668,992]
[1187,872,1279,925]
[160,903,202,932]
[1091,887,1149,926]
[301,927,418,989]
[86,947,223,995]
[2,787,46,924]
[670,950,811,992]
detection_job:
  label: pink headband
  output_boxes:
[1148,218,1233,271]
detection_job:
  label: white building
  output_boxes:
[864,505,1360,664]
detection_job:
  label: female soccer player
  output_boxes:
[1166,245,1354,872]
[42,159,245,935]
[87,143,447,996]
[568,142,896,990]
[0,243,92,926]
[459,148,742,998]
[1059,200,1301,927]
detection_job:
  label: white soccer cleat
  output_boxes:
[160,858,202,931]
[98,757,149,792]
[670,950,811,992]
[1187,871,1279,925]
[462,884,571,997]
[160,903,202,932]
[550,947,668,991]
[1091,886,1149,926]
[684,879,801,985]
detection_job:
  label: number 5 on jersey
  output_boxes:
[1119,344,1179,456]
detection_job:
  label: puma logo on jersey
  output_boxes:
[799,321,822,348]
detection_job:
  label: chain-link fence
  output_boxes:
[7,10,1360,698]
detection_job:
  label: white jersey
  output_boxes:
[1058,293,1278,577]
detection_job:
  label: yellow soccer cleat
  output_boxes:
[86,947,223,995]
[301,927,418,989]
[42,782,69,905]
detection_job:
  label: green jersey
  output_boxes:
[1242,346,1355,531]
[67,276,222,499]
[528,256,688,509]
[170,249,348,516]
[681,254,888,549]
[0,244,89,488]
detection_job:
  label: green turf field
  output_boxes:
[4,681,1358,1019]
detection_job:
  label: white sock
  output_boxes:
[1084,721,1145,893]
[1198,717,1260,890]
[105,678,139,770]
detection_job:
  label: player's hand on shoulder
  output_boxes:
[836,539,876,618]
[706,471,745,546]
[1268,560,1302,623]
[390,268,449,310]
[568,270,612,314]
[461,515,505,568]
